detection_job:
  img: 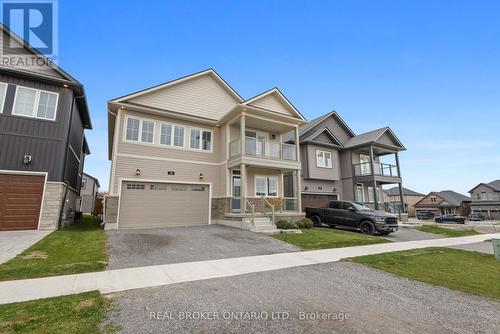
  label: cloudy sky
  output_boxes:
[36,0,500,194]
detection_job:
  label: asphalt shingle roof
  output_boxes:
[486,180,500,191]
[435,190,471,206]
[384,187,424,197]
[342,127,388,148]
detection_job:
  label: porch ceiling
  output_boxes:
[231,114,297,134]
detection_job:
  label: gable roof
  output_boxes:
[242,87,306,121]
[110,68,244,105]
[343,127,405,150]
[83,173,100,188]
[282,111,355,143]
[384,187,424,197]
[302,127,343,146]
[0,24,92,129]
[468,180,500,193]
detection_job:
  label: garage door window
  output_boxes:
[126,183,145,190]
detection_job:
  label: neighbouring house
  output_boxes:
[105,69,307,231]
[468,180,500,220]
[79,173,100,215]
[283,112,406,211]
[0,24,92,231]
[383,186,424,217]
[414,190,471,217]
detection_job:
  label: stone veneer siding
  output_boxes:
[39,182,79,230]
[104,196,119,228]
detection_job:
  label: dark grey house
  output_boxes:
[284,111,406,211]
[0,24,92,231]
[468,180,500,220]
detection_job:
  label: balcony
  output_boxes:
[353,162,399,178]
[229,137,297,161]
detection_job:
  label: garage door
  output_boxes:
[301,194,339,210]
[0,173,45,231]
[118,181,210,228]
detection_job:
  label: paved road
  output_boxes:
[382,227,441,242]
[0,230,51,264]
[105,261,500,334]
[106,225,299,269]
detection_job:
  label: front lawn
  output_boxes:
[416,224,480,237]
[273,227,391,250]
[0,291,115,334]
[352,247,500,300]
[0,215,107,281]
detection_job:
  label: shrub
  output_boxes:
[296,218,313,229]
[276,219,298,229]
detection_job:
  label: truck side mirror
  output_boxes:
[349,207,356,212]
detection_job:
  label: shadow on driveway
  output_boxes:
[106,224,299,270]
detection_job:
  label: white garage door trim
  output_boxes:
[116,178,212,228]
[0,169,48,231]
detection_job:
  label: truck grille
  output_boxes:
[386,217,398,224]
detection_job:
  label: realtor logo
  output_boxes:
[1,0,57,59]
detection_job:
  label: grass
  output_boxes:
[273,227,391,250]
[0,215,107,281]
[416,224,480,237]
[0,291,116,334]
[352,247,500,300]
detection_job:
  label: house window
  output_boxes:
[173,126,184,147]
[160,124,172,145]
[12,86,58,120]
[190,128,212,151]
[125,118,140,141]
[430,196,437,203]
[0,82,7,113]
[316,150,332,168]
[81,178,87,190]
[255,176,278,196]
[125,117,154,143]
[141,120,154,143]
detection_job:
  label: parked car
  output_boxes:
[434,214,466,224]
[305,201,399,235]
[416,211,436,220]
[468,213,485,221]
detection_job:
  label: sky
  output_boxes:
[40,0,500,194]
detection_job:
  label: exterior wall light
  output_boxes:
[135,169,141,176]
[199,173,204,180]
[23,155,32,164]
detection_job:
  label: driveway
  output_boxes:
[382,226,441,242]
[105,261,500,334]
[106,225,299,270]
[0,230,51,264]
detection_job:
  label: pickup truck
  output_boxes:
[305,200,399,235]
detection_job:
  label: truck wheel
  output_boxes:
[360,221,375,235]
[311,215,322,227]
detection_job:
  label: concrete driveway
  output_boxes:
[106,261,500,334]
[0,230,51,264]
[106,225,299,270]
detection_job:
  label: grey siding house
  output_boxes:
[468,180,500,220]
[0,24,92,231]
[284,112,406,211]
[79,173,100,215]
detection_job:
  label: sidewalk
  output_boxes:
[1,233,498,304]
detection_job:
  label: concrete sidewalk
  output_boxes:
[1,233,498,304]
[0,230,52,264]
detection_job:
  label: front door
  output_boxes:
[232,172,241,210]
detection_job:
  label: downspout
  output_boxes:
[57,95,76,229]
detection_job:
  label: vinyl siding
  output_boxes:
[248,93,293,116]
[470,184,500,202]
[376,132,398,146]
[116,110,222,163]
[126,73,239,120]
[112,155,224,197]
[305,144,340,181]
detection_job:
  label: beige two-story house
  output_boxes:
[468,180,500,219]
[104,69,307,230]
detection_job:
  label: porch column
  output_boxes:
[395,152,401,178]
[373,180,379,210]
[369,145,375,175]
[294,125,300,162]
[240,163,246,213]
[296,169,302,212]
[240,113,245,156]
[398,182,405,214]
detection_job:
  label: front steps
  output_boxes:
[216,213,280,233]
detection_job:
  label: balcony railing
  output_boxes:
[229,137,297,161]
[353,162,399,177]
